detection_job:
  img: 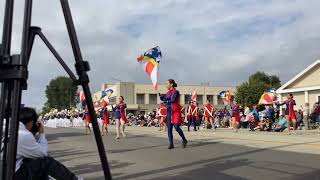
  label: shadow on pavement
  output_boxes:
[114,140,320,180]
[46,132,85,141]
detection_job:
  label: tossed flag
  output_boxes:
[219,90,231,103]
[226,90,231,102]
[266,88,276,93]
[137,46,162,91]
[258,92,277,105]
[191,90,197,102]
[79,91,85,102]
[219,91,226,98]
[101,91,107,99]
[105,89,114,98]
[100,89,114,105]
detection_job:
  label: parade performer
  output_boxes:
[159,79,187,149]
[204,99,215,129]
[101,104,110,136]
[112,96,128,139]
[181,106,186,125]
[232,100,240,132]
[279,93,297,134]
[195,103,201,130]
[83,106,91,135]
[187,101,197,132]
[158,102,167,132]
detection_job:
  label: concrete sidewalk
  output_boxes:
[102,126,320,155]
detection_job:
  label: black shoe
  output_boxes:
[182,140,187,148]
[168,145,174,149]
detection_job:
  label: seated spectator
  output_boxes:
[15,107,81,180]
[273,115,287,132]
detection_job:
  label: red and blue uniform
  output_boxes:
[286,100,296,121]
[113,102,128,124]
[232,103,240,123]
[84,106,91,124]
[160,89,187,146]
[103,106,110,125]
[188,104,197,131]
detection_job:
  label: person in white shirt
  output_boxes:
[15,107,81,180]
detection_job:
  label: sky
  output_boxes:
[1,0,320,109]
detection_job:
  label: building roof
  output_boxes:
[276,59,320,94]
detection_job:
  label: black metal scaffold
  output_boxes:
[0,0,112,179]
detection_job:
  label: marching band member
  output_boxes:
[187,101,197,132]
[232,100,240,132]
[158,102,167,132]
[83,106,91,135]
[204,99,215,129]
[195,102,201,130]
[101,104,110,136]
[112,96,128,140]
[181,106,186,125]
[278,93,297,134]
[159,79,187,149]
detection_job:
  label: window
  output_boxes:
[206,95,214,104]
[149,94,157,104]
[198,95,203,104]
[185,94,191,104]
[137,94,145,104]
[217,96,224,105]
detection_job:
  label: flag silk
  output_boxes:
[79,91,85,102]
[137,46,162,91]
[105,89,114,98]
[226,90,231,102]
[258,92,277,105]
[101,91,107,99]
[191,90,197,102]
[219,91,226,98]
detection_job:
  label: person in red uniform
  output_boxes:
[158,102,167,132]
[187,101,197,131]
[204,99,215,129]
[279,93,297,134]
[232,100,240,132]
[83,106,91,135]
[195,102,201,130]
[159,79,187,149]
[181,106,186,126]
[112,96,128,140]
[101,104,110,136]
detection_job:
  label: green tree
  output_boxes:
[42,76,77,112]
[235,72,281,107]
[249,71,281,89]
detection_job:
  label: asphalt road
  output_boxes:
[45,127,320,180]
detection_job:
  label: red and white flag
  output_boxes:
[191,90,197,102]
[79,91,85,102]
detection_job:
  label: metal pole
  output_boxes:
[6,0,32,179]
[0,0,15,179]
[36,29,77,82]
[59,0,112,179]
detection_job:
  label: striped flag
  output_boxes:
[191,90,197,102]
[79,91,85,102]
[258,92,277,105]
[137,46,162,91]
[226,90,231,103]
